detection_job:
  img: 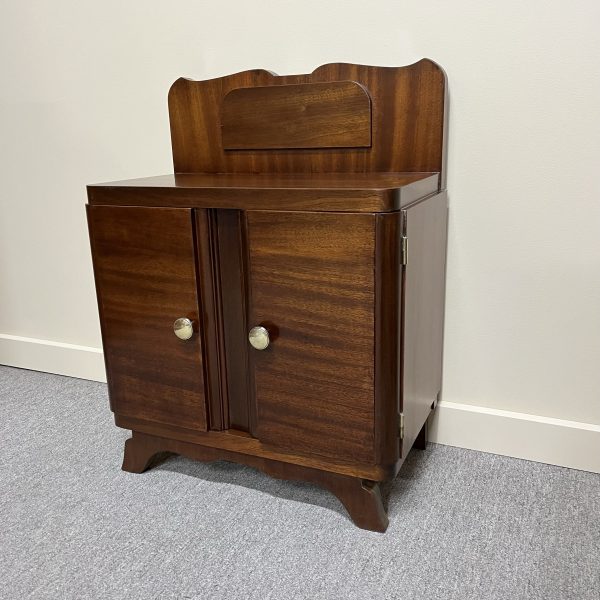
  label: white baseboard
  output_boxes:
[1,334,599,473]
[429,400,600,474]
[0,333,106,383]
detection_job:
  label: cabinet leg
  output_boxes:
[323,477,389,533]
[414,419,428,450]
[121,434,173,473]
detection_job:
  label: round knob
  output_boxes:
[173,317,194,340]
[248,326,270,350]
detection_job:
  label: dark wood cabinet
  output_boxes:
[87,60,448,532]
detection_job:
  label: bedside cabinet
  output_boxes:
[87,60,448,532]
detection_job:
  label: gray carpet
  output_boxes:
[0,366,598,600]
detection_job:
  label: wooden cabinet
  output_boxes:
[87,60,449,532]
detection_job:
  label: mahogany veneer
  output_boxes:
[86,60,449,532]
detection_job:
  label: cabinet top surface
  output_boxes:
[88,172,438,191]
[87,172,439,212]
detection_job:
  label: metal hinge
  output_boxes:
[399,413,405,440]
[401,236,407,265]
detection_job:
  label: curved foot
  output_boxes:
[323,477,389,532]
[121,434,174,473]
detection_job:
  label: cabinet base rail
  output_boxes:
[122,431,389,533]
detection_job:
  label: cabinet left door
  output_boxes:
[87,205,208,431]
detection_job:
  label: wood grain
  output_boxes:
[122,431,388,532]
[87,172,439,213]
[246,211,376,464]
[222,81,371,150]
[215,209,252,432]
[194,209,227,430]
[169,60,446,181]
[115,415,394,480]
[87,205,208,430]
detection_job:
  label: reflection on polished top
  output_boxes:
[89,172,438,190]
[87,172,439,213]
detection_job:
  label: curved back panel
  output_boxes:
[168,60,447,185]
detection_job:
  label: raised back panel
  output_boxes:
[168,60,447,184]
[222,81,371,150]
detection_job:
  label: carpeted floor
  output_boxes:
[0,365,598,600]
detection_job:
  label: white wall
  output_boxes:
[1,1,599,470]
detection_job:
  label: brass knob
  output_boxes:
[173,317,194,340]
[248,326,270,350]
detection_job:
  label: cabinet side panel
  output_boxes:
[87,205,208,431]
[246,211,376,464]
[401,192,448,454]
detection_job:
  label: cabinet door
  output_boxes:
[87,205,208,431]
[246,211,376,464]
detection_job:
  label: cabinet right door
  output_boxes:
[246,211,377,464]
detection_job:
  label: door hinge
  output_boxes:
[399,413,405,440]
[401,236,407,265]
